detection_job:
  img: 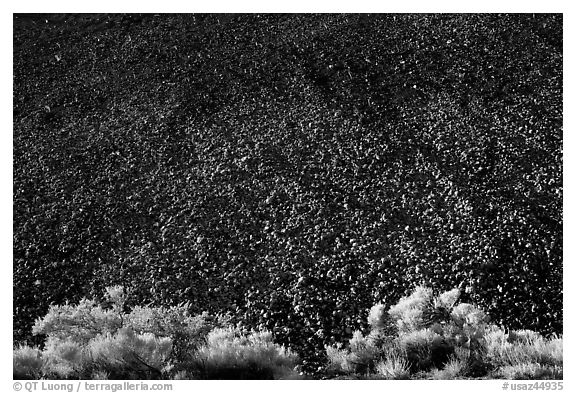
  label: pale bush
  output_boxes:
[124,306,217,370]
[32,299,122,344]
[124,305,211,340]
[17,286,301,380]
[507,329,543,345]
[435,288,460,310]
[507,329,563,367]
[42,337,87,378]
[104,285,126,308]
[429,356,467,379]
[39,327,172,379]
[325,344,352,373]
[325,330,385,375]
[444,355,468,377]
[451,303,489,327]
[375,353,410,380]
[13,345,43,379]
[388,286,434,333]
[498,363,563,380]
[327,286,562,380]
[88,327,172,379]
[367,303,387,329]
[397,328,453,371]
[346,330,380,373]
[485,329,562,370]
[192,327,298,379]
[31,286,217,377]
[537,336,563,366]
[483,326,507,348]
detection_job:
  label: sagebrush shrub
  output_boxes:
[451,303,489,327]
[388,286,434,333]
[87,327,172,379]
[31,286,220,374]
[325,330,384,375]
[367,303,387,329]
[375,352,410,380]
[397,328,454,372]
[32,299,122,344]
[192,327,299,379]
[428,355,468,379]
[15,285,300,380]
[367,303,397,339]
[435,288,460,310]
[37,327,172,379]
[17,286,224,379]
[326,285,562,380]
[347,331,380,373]
[498,363,563,380]
[325,344,352,373]
[485,328,562,371]
[13,345,43,379]
[124,305,215,370]
[42,337,87,378]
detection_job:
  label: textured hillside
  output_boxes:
[13,14,562,368]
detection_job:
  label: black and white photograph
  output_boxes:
[10,5,567,389]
